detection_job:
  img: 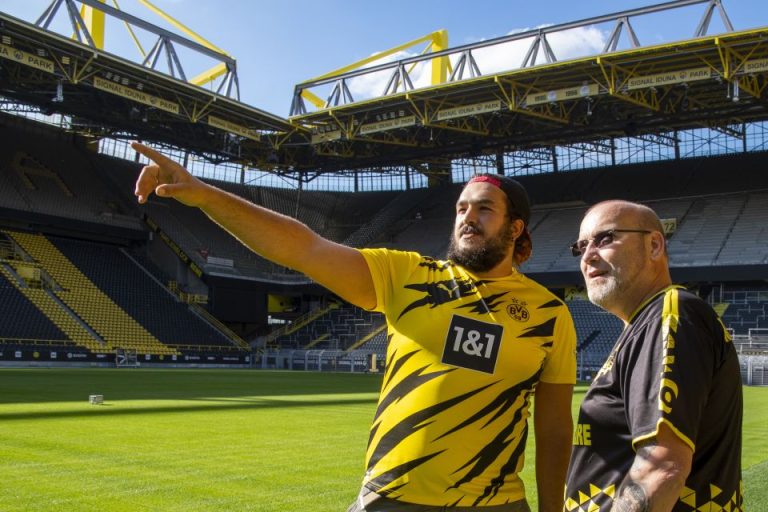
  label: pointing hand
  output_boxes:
[132,142,207,207]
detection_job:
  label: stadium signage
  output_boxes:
[93,76,180,114]
[436,100,501,121]
[0,44,55,74]
[660,218,677,236]
[208,115,261,142]
[359,115,416,135]
[525,83,599,106]
[742,58,768,74]
[626,67,712,90]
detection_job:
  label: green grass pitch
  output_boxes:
[0,368,765,511]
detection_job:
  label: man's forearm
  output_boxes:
[610,437,690,512]
[534,383,573,512]
[536,438,571,512]
[611,481,649,512]
[198,185,318,272]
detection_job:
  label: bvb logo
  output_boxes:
[506,298,530,322]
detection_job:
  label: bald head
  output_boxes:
[578,200,671,322]
[584,200,666,253]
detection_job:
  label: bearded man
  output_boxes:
[133,143,576,512]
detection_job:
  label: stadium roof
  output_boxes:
[1,1,768,175]
[0,10,297,165]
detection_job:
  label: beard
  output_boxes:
[446,219,515,273]
[586,272,626,310]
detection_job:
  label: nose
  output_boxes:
[580,241,600,263]
[462,204,480,224]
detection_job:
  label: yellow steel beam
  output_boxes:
[137,0,234,88]
[430,29,449,85]
[713,40,766,101]
[300,30,449,85]
[494,77,570,124]
[737,74,765,100]
[189,62,228,87]
[112,0,147,57]
[79,0,105,49]
[423,121,489,137]
[292,27,768,123]
[301,89,326,109]
[596,59,660,111]
[138,0,230,56]
[350,135,420,148]
[312,143,355,158]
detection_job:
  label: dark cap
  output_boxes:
[466,174,531,225]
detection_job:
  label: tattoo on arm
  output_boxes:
[611,444,654,512]
[611,482,649,512]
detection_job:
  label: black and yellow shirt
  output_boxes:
[359,248,577,507]
[565,286,743,512]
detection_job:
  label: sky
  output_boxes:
[3,0,768,117]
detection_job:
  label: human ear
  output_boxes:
[511,218,525,238]
[649,231,666,259]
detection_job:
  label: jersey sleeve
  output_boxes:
[624,291,721,451]
[358,248,420,314]
[539,305,577,384]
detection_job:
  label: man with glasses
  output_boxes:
[564,200,743,512]
[132,141,577,512]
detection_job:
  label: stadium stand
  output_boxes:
[2,111,768,372]
[48,234,241,351]
[343,187,435,248]
[97,152,404,279]
[5,229,176,355]
[718,286,768,335]
[0,115,143,231]
[715,191,768,265]
[268,303,385,352]
[523,207,587,273]
[567,298,624,375]
[0,271,68,343]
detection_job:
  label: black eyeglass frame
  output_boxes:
[570,229,652,257]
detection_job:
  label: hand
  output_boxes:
[132,142,208,207]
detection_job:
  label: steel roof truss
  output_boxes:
[695,0,734,38]
[495,78,570,124]
[383,63,415,96]
[325,79,354,109]
[449,50,482,81]
[604,16,641,53]
[522,31,558,68]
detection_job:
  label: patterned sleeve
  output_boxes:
[625,291,719,451]
[539,305,577,384]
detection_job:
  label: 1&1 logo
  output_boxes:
[442,315,504,374]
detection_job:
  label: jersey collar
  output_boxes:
[627,284,685,324]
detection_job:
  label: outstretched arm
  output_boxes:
[132,142,376,310]
[534,382,573,512]
[611,423,692,512]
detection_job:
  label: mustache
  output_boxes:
[459,223,482,235]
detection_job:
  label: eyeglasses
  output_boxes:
[570,229,652,257]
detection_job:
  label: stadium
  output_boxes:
[0,0,766,510]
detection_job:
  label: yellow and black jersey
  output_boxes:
[359,248,576,507]
[564,286,743,512]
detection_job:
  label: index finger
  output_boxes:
[131,142,175,167]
